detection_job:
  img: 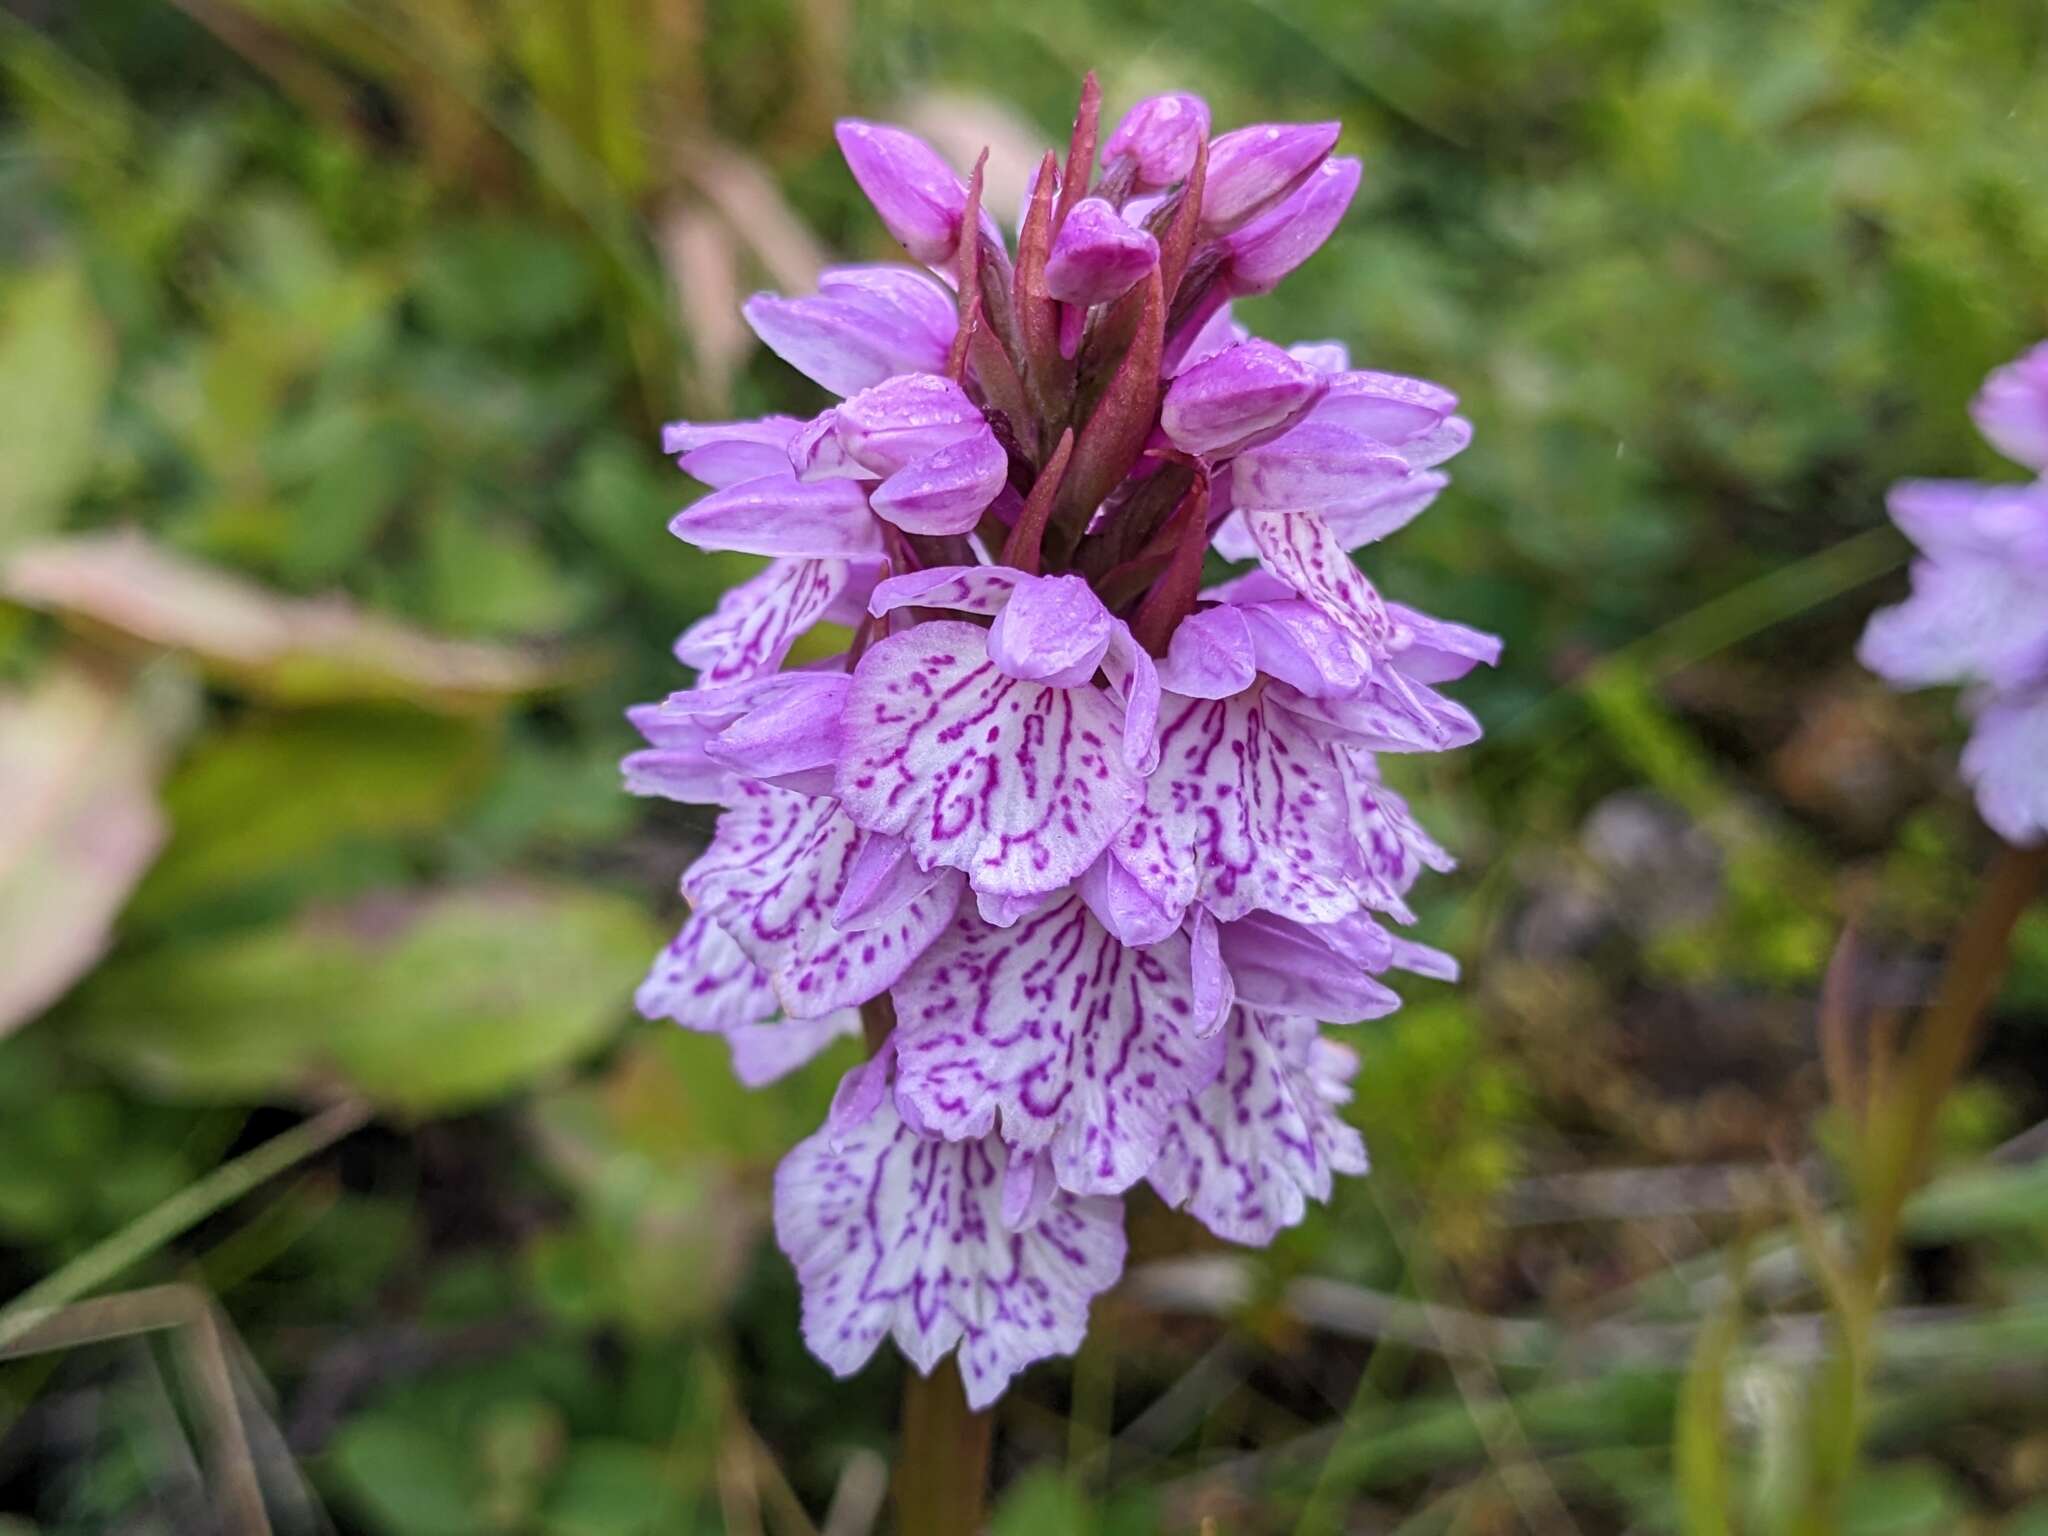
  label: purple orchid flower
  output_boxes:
[622,77,1498,1407]
[1861,342,2048,845]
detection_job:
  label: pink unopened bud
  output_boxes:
[832,374,988,477]
[836,119,981,266]
[1102,93,1210,190]
[1198,121,1340,234]
[1043,198,1160,308]
[1224,157,1361,296]
[1160,339,1326,457]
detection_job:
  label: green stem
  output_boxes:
[1797,840,2047,1534]
[894,1356,993,1536]
[0,1098,371,1352]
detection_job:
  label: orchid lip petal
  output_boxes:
[775,1089,1126,1408]
[836,621,1142,897]
[1149,1009,1368,1245]
[893,896,1226,1195]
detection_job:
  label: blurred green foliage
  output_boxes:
[2,0,2047,1531]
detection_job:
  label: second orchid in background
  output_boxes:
[1861,343,2048,849]
[625,75,1496,1437]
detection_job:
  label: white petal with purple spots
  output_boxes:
[891,896,1226,1195]
[1110,685,1356,927]
[684,782,961,1017]
[774,1088,1125,1409]
[673,558,852,687]
[836,622,1142,898]
[1148,1009,1367,1245]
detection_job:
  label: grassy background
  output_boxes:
[3,0,2048,1530]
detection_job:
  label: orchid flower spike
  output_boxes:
[1861,341,2048,845]
[625,77,1496,1406]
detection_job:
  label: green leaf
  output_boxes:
[0,262,115,552]
[131,708,493,922]
[1675,1267,1743,1536]
[540,1441,677,1536]
[420,493,599,638]
[70,882,659,1113]
[1838,1462,1968,1535]
[326,1414,489,1536]
[415,218,597,343]
[329,884,655,1114]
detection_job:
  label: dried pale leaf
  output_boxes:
[0,660,188,1035]
[3,531,583,712]
[686,143,826,294]
[660,201,749,411]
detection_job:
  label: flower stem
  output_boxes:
[894,1355,993,1536]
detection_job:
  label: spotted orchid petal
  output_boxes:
[635,910,776,1031]
[1309,370,1458,443]
[685,783,963,1018]
[870,432,1010,535]
[1387,603,1504,684]
[726,1013,863,1088]
[1103,93,1210,190]
[674,559,853,687]
[1044,198,1159,308]
[1268,674,1482,754]
[836,621,1142,897]
[622,701,737,805]
[702,672,851,793]
[775,1087,1125,1409]
[1161,340,1326,459]
[1198,122,1341,236]
[835,121,1003,268]
[1149,1008,1368,1245]
[869,564,1022,619]
[636,913,860,1087]
[986,574,1116,686]
[1078,850,1179,948]
[1224,157,1361,295]
[1242,504,1398,656]
[1338,749,1454,923]
[1111,685,1358,928]
[892,897,1225,1194]
[1858,554,2048,692]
